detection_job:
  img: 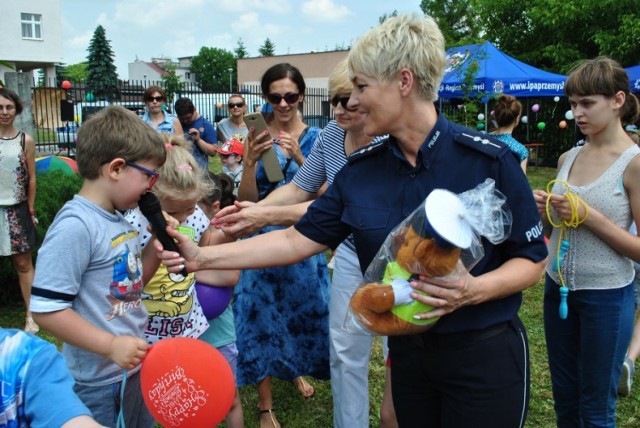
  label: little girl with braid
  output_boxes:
[125,134,239,344]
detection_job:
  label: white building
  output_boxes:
[0,0,63,84]
[128,56,196,84]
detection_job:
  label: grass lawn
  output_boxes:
[3,166,640,427]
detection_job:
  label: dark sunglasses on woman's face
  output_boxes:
[228,102,244,109]
[146,96,164,103]
[266,92,300,105]
[331,96,351,109]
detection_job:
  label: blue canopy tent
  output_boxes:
[439,41,567,99]
[439,41,567,138]
[627,65,640,93]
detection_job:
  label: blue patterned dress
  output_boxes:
[233,126,331,386]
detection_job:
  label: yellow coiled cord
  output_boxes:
[545,179,589,287]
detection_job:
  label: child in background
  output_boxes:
[215,139,244,197]
[197,171,244,428]
[30,106,167,427]
[125,135,239,345]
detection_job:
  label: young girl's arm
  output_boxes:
[141,235,162,284]
[196,228,240,286]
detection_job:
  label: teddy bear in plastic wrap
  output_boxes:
[347,179,512,336]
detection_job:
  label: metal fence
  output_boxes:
[32,80,331,156]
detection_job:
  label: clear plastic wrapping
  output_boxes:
[346,179,512,336]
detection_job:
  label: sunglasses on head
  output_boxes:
[266,92,300,105]
[228,102,245,109]
[147,96,164,103]
[331,96,351,109]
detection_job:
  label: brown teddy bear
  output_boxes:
[347,180,511,336]
[348,224,461,336]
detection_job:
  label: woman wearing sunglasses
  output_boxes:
[213,59,396,428]
[141,85,183,135]
[217,94,248,144]
[233,62,329,428]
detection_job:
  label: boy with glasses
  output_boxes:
[174,97,218,172]
[30,106,167,428]
[215,139,244,197]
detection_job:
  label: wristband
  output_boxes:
[29,209,35,216]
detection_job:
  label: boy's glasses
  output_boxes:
[220,154,237,159]
[126,161,159,188]
[228,102,244,109]
[266,92,300,105]
[146,96,164,103]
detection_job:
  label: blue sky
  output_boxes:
[61,0,424,79]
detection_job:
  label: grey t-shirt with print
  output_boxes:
[31,195,148,386]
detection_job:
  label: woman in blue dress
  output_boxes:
[234,63,329,428]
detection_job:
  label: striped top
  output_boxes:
[294,120,387,190]
[293,120,386,251]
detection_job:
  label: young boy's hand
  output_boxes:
[108,336,149,370]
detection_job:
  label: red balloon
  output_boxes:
[141,338,235,427]
[195,282,232,319]
[61,80,71,90]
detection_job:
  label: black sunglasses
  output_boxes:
[331,96,351,109]
[266,92,300,105]
[228,102,245,109]
[146,96,164,103]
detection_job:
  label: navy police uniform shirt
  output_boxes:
[295,114,547,334]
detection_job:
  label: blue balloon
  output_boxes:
[481,96,489,104]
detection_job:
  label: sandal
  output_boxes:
[258,408,281,428]
[292,376,315,398]
[24,317,39,334]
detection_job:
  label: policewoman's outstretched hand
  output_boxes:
[154,226,202,274]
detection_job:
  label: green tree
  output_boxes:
[378,10,398,25]
[85,25,119,100]
[420,0,480,46]
[161,62,182,103]
[190,47,236,92]
[62,62,89,84]
[234,38,249,59]
[469,0,640,72]
[0,61,14,87]
[258,38,276,56]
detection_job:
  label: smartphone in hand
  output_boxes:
[243,113,284,183]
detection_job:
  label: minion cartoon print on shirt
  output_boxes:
[137,221,209,344]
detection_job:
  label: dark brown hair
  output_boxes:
[0,88,23,115]
[492,95,522,127]
[565,56,639,125]
[143,85,167,102]
[260,63,306,97]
